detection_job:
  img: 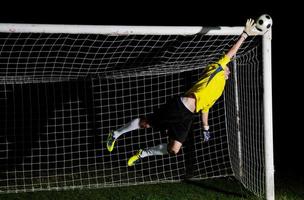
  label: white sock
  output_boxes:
[140,144,168,158]
[113,118,140,139]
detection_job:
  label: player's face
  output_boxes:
[224,67,230,80]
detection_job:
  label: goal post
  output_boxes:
[263,29,274,200]
[0,23,274,199]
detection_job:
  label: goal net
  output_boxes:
[0,24,273,199]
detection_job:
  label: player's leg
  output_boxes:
[128,143,168,166]
[167,139,182,155]
[127,139,183,166]
[107,117,149,152]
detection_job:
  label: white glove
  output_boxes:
[202,125,211,142]
[202,129,211,142]
[243,18,258,37]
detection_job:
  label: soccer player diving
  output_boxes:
[106,18,258,166]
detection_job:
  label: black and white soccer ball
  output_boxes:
[256,14,273,33]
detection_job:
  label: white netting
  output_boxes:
[0,29,265,198]
[225,47,265,197]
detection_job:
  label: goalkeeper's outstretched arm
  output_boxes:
[226,18,257,59]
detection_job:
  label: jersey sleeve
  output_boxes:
[201,107,209,113]
[201,98,217,113]
[202,54,231,74]
[217,54,231,69]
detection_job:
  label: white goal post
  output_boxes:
[0,23,274,199]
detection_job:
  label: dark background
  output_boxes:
[0,0,302,185]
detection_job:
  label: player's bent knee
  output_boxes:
[168,139,182,155]
[168,148,180,155]
[139,117,151,128]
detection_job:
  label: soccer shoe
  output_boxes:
[106,131,116,152]
[128,149,143,166]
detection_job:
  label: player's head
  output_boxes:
[224,67,230,80]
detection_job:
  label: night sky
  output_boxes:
[0,0,303,184]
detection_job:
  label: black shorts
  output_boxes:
[146,96,195,143]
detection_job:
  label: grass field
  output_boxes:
[1,175,303,200]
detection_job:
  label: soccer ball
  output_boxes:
[256,14,273,33]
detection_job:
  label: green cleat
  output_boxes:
[106,131,116,152]
[128,149,143,166]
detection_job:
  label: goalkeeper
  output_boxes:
[106,19,257,166]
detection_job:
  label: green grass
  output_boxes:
[0,176,303,200]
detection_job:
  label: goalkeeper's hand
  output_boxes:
[202,126,211,142]
[243,18,258,37]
